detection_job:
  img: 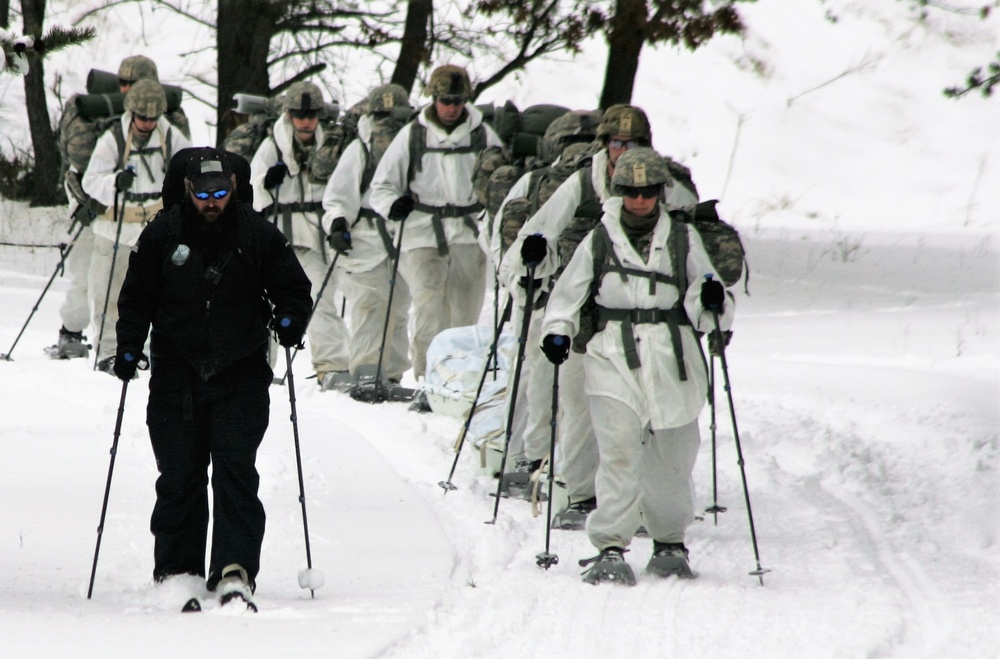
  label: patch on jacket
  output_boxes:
[170,244,190,266]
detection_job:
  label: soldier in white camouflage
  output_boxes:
[50,55,183,360]
[368,64,504,398]
[250,81,351,385]
[81,78,192,372]
[321,83,415,393]
[538,147,733,584]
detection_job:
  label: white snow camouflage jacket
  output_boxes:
[251,113,328,253]
[367,104,503,253]
[82,113,191,246]
[540,197,734,430]
[321,115,398,274]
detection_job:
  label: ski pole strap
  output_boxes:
[411,200,483,256]
[596,306,690,379]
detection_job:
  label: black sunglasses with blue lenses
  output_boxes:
[619,185,661,199]
[193,188,230,201]
[608,138,647,150]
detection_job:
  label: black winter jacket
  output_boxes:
[116,199,312,380]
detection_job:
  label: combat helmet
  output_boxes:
[610,147,673,194]
[117,55,159,83]
[125,79,167,118]
[284,81,325,113]
[544,109,601,146]
[424,64,472,99]
[368,83,411,114]
[597,104,652,144]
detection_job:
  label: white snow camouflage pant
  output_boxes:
[294,246,350,375]
[339,259,412,381]
[59,223,94,334]
[398,244,486,379]
[586,395,700,549]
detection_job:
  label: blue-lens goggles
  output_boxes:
[193,188,230,201]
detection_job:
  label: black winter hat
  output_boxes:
[185,148,234,193]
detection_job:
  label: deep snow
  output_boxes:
[0,1,997,658]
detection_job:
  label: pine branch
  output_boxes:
[2,25,96,75]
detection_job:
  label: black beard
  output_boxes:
[183,197,235,234]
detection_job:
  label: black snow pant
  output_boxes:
[145,353,271,591]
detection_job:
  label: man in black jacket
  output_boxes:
[114,148,312,603]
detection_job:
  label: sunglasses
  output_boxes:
[620,185,661,199]
[133,113,159,123]
[437,95,465,107]
[193,188,230,201]
[608,138,647,150]
[289,109,320,120]
[118,78,135,88]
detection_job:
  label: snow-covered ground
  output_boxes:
[0,1,997,658]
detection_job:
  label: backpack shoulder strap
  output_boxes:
[111,122,127,170]
[671,218,689,298]
[359,139,375,193]
[406,122,425,187]
[470,124,487,152]
[579,165,596,206]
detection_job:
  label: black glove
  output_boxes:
[274,315,305,348]
[541,334,571,365]
[326,217,352,255]
[71,202,96,227]
[115,168,136,192]
[113,348,148,381]
[263,163,288,190]
[701,277,725,312]
[521,233,547,266]
[388,196,414,221]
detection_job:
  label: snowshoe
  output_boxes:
[319,370,352,393]
[645,542,695,579]
[498,458,541,497]
[95,356,117,376]
[551,496,597,530]
[407,389,433,413]
[349,364,415,403]
[45,327,90,360]
[579,547,636,586]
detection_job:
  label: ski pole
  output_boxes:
[708,296,769,585]
[283,345,324,597]
[1,222,87,361]
[93,184,126,370]
[486,262,538,525]
[369,215,407,403]
[438,294,513,493]
[535,359,561,569]
[704,354,727,524]
[490,273,500,381]
[274,250,340,385]
[87,379,129,599]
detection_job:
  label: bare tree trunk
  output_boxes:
[1,0,10,28]
[599,0,646,109]
[216,0,284,146]
[391,0,432,94]
[21,0,65,206]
